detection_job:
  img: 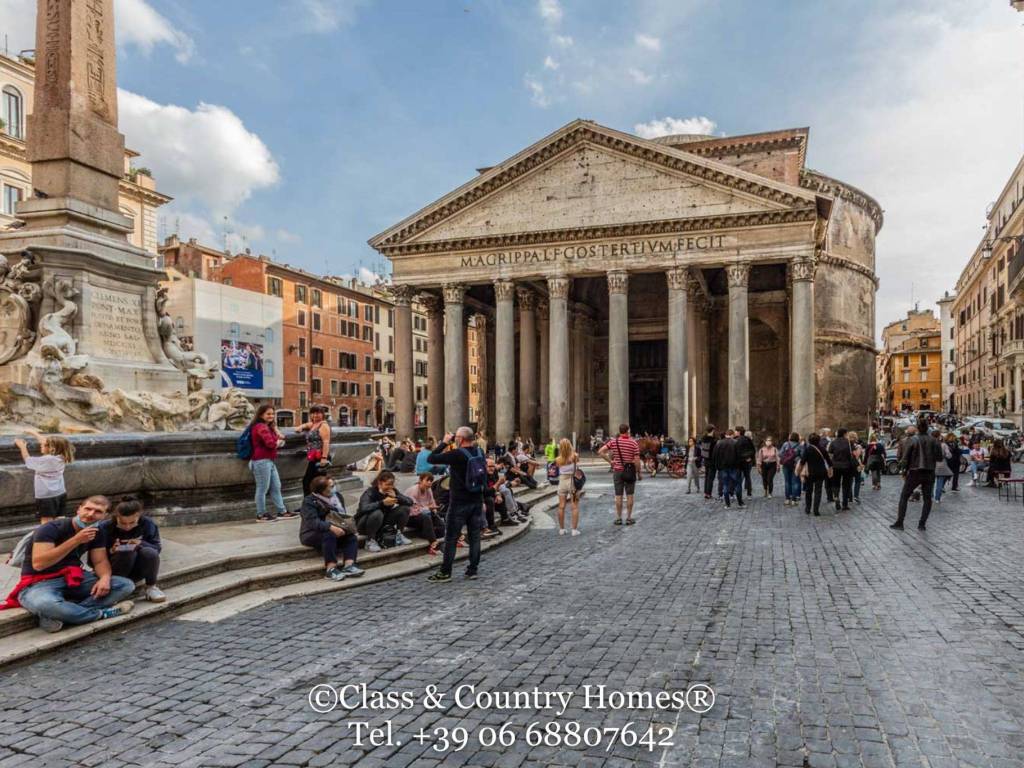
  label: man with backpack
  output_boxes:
[427,426,487,583]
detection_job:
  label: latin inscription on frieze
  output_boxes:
[459,234,728,269]
[88,287,151,361]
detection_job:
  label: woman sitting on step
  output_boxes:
[299,475,365,582]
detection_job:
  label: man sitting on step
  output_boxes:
[1,496,136,633]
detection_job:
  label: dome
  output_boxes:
[646,133,716,147]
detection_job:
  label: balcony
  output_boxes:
[1001,338,1024,364]
[1010,243,1024,299]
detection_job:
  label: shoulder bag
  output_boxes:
[613,439,637,483]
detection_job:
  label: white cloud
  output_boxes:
[543,55,559,70]
[0,0,195,60]
[525,77,550,108]
[538,0,563,26]
[633,115,718,139]
[628,68,653,85]
[298,0,367,32]
[634,33,661,52]
[276,228,303,244]
[116,0,195,63]
[119,89,280,215]
[804,2,1024,337]
[552,34,574,47]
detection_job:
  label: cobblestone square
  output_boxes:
[2,472,1024,768]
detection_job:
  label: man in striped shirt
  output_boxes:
[598,423,643,525]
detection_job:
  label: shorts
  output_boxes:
[36,493,67,520]
[557,474,583,500]
[612,470,636,497]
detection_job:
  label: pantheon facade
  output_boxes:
[370,120,881,444]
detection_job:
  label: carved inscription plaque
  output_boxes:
[87,287,151,360]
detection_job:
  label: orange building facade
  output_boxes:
[216,255,374,427]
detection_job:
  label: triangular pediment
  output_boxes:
[369,120,819,250]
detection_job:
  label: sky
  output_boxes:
[0,0,1022,340]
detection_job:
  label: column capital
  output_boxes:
[537,299,549,320]
[420,293,444,317]
[666,266,689,293]
[686,274,704,302]
[493,279,515,302]
[790,257,817,283]
[607,270,629,295]
[547,276,571,300]
[725,262,750,289]
[516,287,538,311]
[443,283,467,305]
[390,284,416,307]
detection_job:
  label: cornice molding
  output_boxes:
[815,334,877,354]
[371,122,816,249]
[800,169,883,234]
[379,207,817,257]
[817,252,879,287]
[681,133,808,168]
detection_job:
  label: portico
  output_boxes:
[371,120,881,443]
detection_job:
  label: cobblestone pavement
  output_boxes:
[2,472,1024,768]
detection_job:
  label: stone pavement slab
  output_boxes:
[1,473,1024,768]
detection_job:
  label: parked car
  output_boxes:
[960,417,1020,442]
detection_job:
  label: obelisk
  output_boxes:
[0,0,185,396]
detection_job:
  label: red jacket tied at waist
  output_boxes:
[0,565,85,610]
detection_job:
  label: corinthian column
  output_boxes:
[391,285,416,440]
[686,276,703,436]
[494,280,516,444]
[726,262,750,429]
[538,301,550,441]
[422,294,445,440]
[666,267,690,440]
[790,258,816,434]
[572,310,587,440]
[547,277,571,439]
[517,287,539,442]
[443,283,467,428]
[607,270,630,430]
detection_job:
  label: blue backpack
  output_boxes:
[460,447,487,493]
[236,425,254,460]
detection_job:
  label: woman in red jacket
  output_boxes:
[250,405,293,522]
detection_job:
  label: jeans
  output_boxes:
[870,467,882,488]
[703,464,717,497]
[760,462,777,494]
[834,468,853,508]
[251,459,285,518]
[110,545,160,586]
[19,572,136,626]
[804,478,824,515]
[441,500,483,577]
[741,463,753,495]
[934,475,950,501]
[301,530,358,565]
[497,486,518,518]
[896,470,935,527]
[686,461,700,492]
[721,468,743,504]
[782,464,801,501]
[853,470,863,500]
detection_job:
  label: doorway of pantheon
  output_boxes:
[629,339,668,436]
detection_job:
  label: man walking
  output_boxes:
[735,427,755,496]
[598,423,642,525]
[427,426,487,582]
[712,429,744,507]
[891,420,942,531]
[700,426,718,500]
[827,428,855,511]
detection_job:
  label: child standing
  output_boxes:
[14,432,74,524]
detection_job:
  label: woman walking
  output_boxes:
[685,437,701,494]
[756,437,779,498]
[933,430,954,502]
[555,438,583,536]
[945,432,962,492]
[849,431,865,503]
[798,432,832,516]
[779,433,802,507]
[298,405,332,496]
[249,405,291,522]
[864,433,886,491]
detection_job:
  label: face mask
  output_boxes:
[74,515,101,529]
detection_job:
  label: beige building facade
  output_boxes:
[877,308,940,413]
[370,120,882,443]
[0,51,170,253]
[954,153,1024,419]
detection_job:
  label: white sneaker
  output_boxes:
[571,529,581,536]
[146,586,166,603]
[366,540,382,553]
[395,533,413,546]
[558,528,567,535]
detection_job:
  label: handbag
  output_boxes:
[326,509,357,536]
[573,466,587,491]
[613,438,637,482]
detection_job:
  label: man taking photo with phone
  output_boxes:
[427,426,487,583]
